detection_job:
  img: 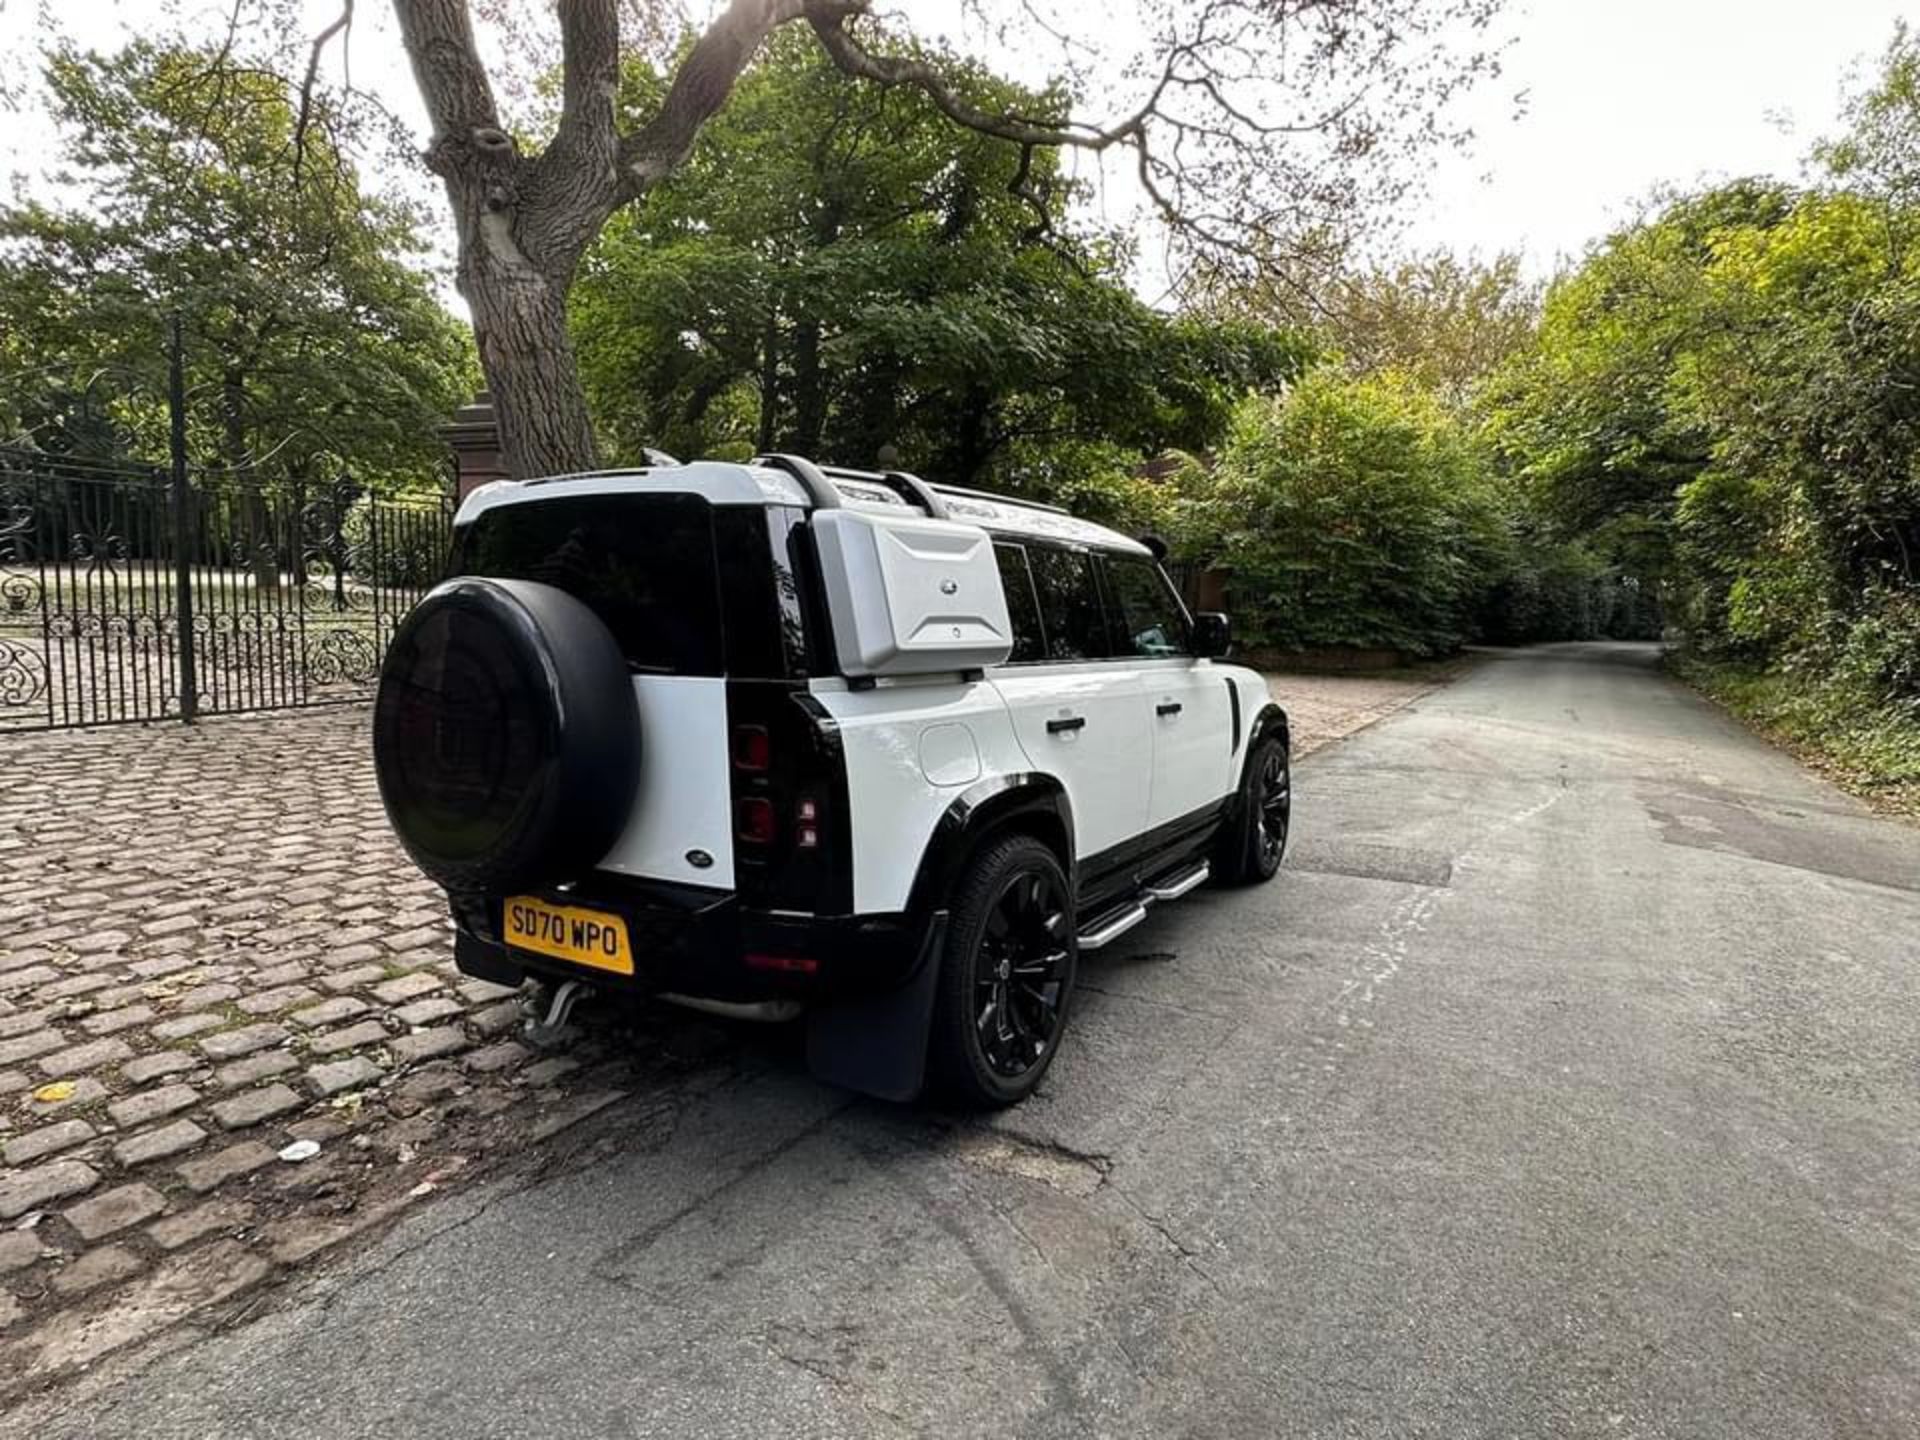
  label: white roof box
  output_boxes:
[811,508,1013,678]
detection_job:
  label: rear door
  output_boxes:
[452,490,735,890]
[988,542,1151,861]
[1099,553,1237,831]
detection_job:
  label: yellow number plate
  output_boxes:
[502,897,633,976]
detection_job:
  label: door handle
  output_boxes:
[1156,701,1183,717]
[1046,716,1086,735]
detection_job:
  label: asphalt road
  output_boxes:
[8,642,1918,1439]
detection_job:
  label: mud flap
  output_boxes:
[804,913,948,1103]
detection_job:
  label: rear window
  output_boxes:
[452,494,723,675]
[1024,545,1112,661]
[993,542,1047,663]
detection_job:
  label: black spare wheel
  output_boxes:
[372,577,640,894]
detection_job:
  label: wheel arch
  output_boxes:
[904,772,1074,922]
[1228,701,1291,818]
[1248,700,1290,757]
[808,772,1072,1105]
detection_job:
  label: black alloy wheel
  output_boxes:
[1256,744,1291,872]
[1214,733,1290,885]
[973,868,1074,1080]
[928,834,1077,1107]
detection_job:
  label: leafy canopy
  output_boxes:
[569,32,1309,492]
[0,40,474,488]
[1481,23,1920,702]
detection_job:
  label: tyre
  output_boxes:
[372,577,640,893]
[927,834,1077,1108]
[1213,734,1290,885]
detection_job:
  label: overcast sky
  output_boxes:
[1410,0,1909,270]
[0,0,1910,293]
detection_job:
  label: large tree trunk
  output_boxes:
[395,0,812,481]
[459,233,601,479]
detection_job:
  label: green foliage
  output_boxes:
[1182,370,1509,656]
[1475,537,1663,644]
[1200,249,1540,405]
[1479,23,1920,800]
[570,32,1308,490]
[0,40,475,491]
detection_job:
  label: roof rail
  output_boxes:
[752,453,842,509]
[795,463,942,519]
[930,482,1070,516]
[756,454,1068,520]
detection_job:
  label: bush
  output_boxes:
[1182,372,1507,656]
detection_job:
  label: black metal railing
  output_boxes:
[0,445,450,731]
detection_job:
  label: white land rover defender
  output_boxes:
[372,455,1290,1107]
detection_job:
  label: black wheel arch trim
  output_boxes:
[904,773,1075,923]
[1249,701,1290,755]
[1229,702,1291,817]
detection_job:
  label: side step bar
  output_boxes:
[1143,865,1210,902]
[1077,862,1209,951]
[1078,903,1147,952]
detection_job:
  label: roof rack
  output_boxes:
[752,454,1071,522]
[807,462,950,520]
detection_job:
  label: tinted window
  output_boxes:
[1025,546,1110,662]
[1103,555,1192,657]
[453,494,723,674]
[993,543,1047,663]
[714,505,812,679]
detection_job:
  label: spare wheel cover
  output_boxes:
[372,577,640,892]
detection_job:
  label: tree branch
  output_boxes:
[616,0,809,200]
[391,0,510,176]
[544,0,619,173]
[805,4,1159,152]
[291,0,355,187]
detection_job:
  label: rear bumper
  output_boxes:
[449,878,931,1005]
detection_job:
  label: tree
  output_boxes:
[0,40,473,490]
[570,33,1309,487]
[361,0,1506,478]
[1476,180,1799,586]
[1201,249,1540,402]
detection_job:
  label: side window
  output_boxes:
[1103,555,1192,658]
[1025,546,1110,662]
[993,543,1047,663]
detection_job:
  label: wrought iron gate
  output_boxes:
[0,446,450,731]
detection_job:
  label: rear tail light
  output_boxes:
[736,796,776,844]
[732,724,771,772]
[796,796,819,849]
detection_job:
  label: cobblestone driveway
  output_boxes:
[0,661,1459,1393]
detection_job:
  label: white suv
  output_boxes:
[372,455,1290,1107]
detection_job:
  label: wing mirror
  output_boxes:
[1193,611,1232,659]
